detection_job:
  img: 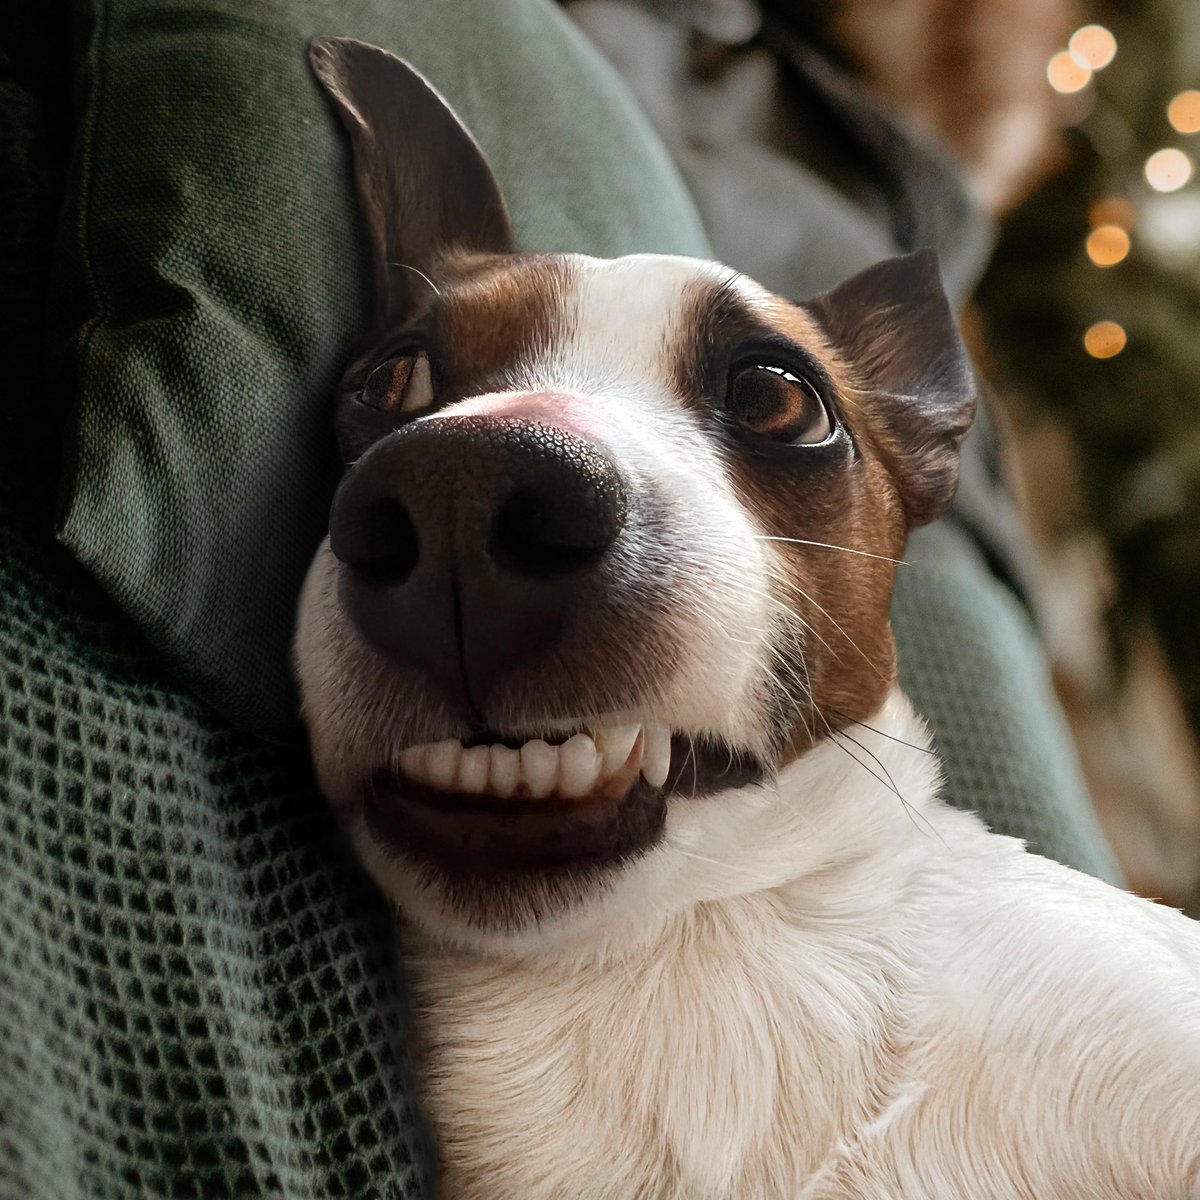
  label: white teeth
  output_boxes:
[488,745,520,798]
[558,733,601,798]
[398,743,428,784]
[640,723,672,789]
[456,745,490,793]
[425,739,462,791]
[520,739,559,799]
[396,720,675,798]
[594,723,641,777]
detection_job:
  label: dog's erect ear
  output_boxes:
[309,36,515,326]
[806,250,976,528]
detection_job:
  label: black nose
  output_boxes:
[329,416,628,715]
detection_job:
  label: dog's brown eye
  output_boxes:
[361,352,434,413]
[726,364,831,444]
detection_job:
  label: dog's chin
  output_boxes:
[349,733,767,936]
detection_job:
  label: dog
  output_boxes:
[295,37,1200,1199]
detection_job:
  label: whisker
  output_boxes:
[831,729,945,845]
[754,535,910,567]
[388,261,443,297]
[831,728,900,796]
[828,710,936,756]
[768,572,888,681]
[673,847,737,869]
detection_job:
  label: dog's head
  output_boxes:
[296,38,974,950]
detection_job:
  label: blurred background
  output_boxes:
[824,0,1200,911]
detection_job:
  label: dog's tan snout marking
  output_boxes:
[433,389,606,444]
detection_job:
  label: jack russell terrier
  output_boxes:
[295,37,1200,1199]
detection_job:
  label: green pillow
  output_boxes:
[53,0,709,741]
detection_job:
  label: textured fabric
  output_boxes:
[0,506,434,1200]
[893,560,1122,883]
[54,0,709,741]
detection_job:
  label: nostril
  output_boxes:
[491,488,617,578]
[345,497,420,586]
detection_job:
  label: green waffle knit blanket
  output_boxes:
[0,511,433,1198]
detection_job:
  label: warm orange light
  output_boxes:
[1048,51,1091,94]
[1084,321,1127,359]
[1086,224,1131,266]
[1168,90,1200,134]
[1088,197,1136,230]
[1068,25,1117,70]
[1145,148,1194,192]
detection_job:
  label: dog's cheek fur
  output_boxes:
[294,543,456,817]
[723,442,905,757]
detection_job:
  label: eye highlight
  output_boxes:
[724,363,832,445]
[360,352,434,414]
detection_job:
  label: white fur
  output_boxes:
[403,692,1200,1198]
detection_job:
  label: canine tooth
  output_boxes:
[594,723,641,778]
[457,745,490,793]
[424,739,462,791]
[641,724,672,789]
[520,739,559,798]
[559,733,601,798]
[598,729,645,798]
[489,745,520,798]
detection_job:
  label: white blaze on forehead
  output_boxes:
[511,253,745,398]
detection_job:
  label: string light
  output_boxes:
[1167,90,1200,134]
[1069,25,1117,70]
[1047,24,1200,358]
[1086,225,1131,266]
[1084,321,1127,359]
[1144,148,1194,192]
[1048,51,1091,94]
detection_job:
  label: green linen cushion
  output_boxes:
[53,0,709,741]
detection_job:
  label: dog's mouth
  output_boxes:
[362,723,765,877]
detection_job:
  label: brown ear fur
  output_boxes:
[310,36,515,326]
[806,250,976,527]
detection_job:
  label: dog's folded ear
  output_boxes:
[310,37,515,326]
[806,250,976,528]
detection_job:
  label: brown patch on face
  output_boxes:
[431,252,571,399]
[675,277,910,758]
[335,252,571,461]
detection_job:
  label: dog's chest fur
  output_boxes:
[407,888,919,1200]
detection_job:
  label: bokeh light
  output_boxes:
[1069,25,1117,70]
[1086,224,1131,266]
[1084,321,1127,359]
[1048,51,1091,94]
[1144,148,1194,192]
[1088,197,1136,230]
[1168,90,1200,135]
